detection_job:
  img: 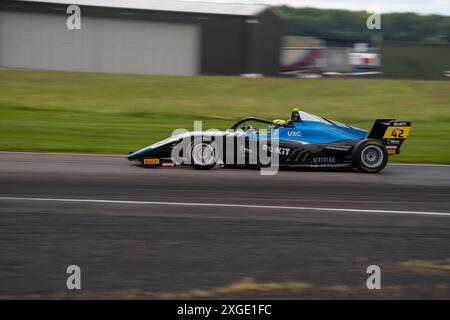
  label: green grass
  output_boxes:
[0,69,449,163]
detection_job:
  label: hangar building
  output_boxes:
[0,0,282,75]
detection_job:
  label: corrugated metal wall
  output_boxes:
[0,10,200,75]
[381,42,450,80]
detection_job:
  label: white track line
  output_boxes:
[0,196,449,217]
[0,151,123,157]
[388,163,450,168]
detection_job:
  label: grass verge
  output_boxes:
[0,69,449,163]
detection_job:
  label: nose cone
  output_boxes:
[126,152,137,160]
[127,147,153,160]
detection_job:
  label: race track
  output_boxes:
[0,152,449,299]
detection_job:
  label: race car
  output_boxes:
[127,109,411,173]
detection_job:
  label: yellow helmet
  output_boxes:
[273,119,287,125]
[291,108,301,121]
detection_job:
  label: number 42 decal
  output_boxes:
[383,126,411,139]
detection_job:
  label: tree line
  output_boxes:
[276,6,450,43]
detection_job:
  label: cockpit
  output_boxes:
[228,117,292,134]
[228,109,355,135]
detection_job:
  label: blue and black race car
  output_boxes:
[127,109,411,173]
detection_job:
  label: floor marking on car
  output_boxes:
[0,151,448,167]
[0,196,449,217]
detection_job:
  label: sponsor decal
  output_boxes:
[383,126,411,139]
[262,145,291,156]
[310,163,349,168]
[287,130,302,137]
[386,139,401,145]
[240,145,254,154]
[312,157,336,164]
[144,158,160,165]
[386,145,398,155]
[162,162,176,167]
[387,149,396,155]
[238,145,254,154]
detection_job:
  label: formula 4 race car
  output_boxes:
[127,109,411,173]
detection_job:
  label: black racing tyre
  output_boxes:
[189,140,217,170]
[352,139,388,173]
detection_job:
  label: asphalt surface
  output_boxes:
[0,151,449,299]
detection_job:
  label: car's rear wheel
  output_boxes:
[190,140,217,170]
[352,139,388,173]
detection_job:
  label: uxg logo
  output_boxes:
[66,265,81,290]
[366,6,381,30]
[366,265,381,290]
[66,4,81,30]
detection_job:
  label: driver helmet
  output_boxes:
[267,119,287,134]
[291,108,301,121]
[272,119,287,126]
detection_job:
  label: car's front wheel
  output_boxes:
[352,139,388,173]
[190,140,217,170]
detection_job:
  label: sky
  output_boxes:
[184,0,450,15]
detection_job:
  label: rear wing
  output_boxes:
[368,119,411,155]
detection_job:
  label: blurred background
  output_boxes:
[0,0,449,163]
[0,0,449,300]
